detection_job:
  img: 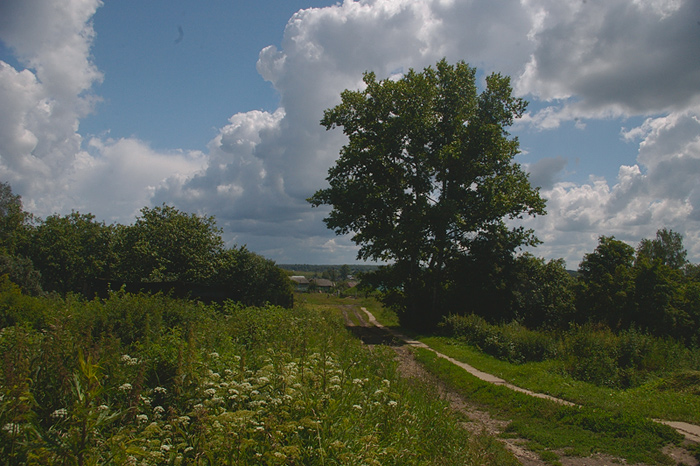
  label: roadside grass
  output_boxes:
[422,336,700,425]
[0,287,519,465]
[413,347,683,465]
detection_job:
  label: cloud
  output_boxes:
[517,0,700,129]
[0,0,207,224]
[522,104,700,267]
[527,156,568,190]
[1,0,700,266]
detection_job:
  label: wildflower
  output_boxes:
[161,444,171,452]
[51,408,68,419]
[209,352,220,359]
[257,376,269,384]
[352,404,362,411]
[374,389,384,396]
[2,423,20,434]
[98,405,110,412]
[119,383,132,391]
[273,452,287,460]
[387,400,398,408]
[329,376,341,384]
[153,406,165,416]
[204,388,217,397]
[153,386,167,394]
[136,414,148,423]
[121,354,139,365]
[352,378,364,385]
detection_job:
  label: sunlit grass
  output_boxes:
[422,336,700,425]
[0,289,514,465]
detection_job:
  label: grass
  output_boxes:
[0,288,519,465]
[413,347,683,465]
[422,336,700,425]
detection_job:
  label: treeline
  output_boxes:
[371,229,700,345]
[0,182,293,307]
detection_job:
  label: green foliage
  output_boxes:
[511,255,576,329]
[115,204,224,284]
[414,346,682,465]
[214,246,294,308]
[0,286,496,465]
[577,236,636,329]
[0,181,31,255]
[27,212,114,294]
[440,313,700,389]
[636,228,688,270]
[309,59,545,329]
[0,254,43,296]
[441,313,558,363]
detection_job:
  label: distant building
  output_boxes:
[289,276,310,292]
[310,278,334,292]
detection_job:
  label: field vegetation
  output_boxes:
[0,285,518,465]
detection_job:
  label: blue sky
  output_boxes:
[1,0,699,266]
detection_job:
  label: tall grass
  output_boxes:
[0,286,503,465]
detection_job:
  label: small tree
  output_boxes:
[310,60,545,328]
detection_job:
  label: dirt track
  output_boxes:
[339,304,700,466]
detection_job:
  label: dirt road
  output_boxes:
[339,304,699,466]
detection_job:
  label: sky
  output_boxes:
[1,0,699,267]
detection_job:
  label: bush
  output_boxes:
[441,314,558,363]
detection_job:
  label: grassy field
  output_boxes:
[0,287,514,465]
[324,293,699,465]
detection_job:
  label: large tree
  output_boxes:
[309,60,545,327]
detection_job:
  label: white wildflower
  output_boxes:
[136,414,148,423]
[153,386,167,394]
[119,383,132,391]
[388,400,398,408]
[51,408,68,419]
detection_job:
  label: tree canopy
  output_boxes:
[309,59,545,328]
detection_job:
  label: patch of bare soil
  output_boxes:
[341,304,699,466]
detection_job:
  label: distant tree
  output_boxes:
[0,254,43,296]
[309,59,545,328]
[339,264,350,280]
[636,228,687,269]
[28,212,114,294]
[633,259,690,338]
[0,181,31,254]
[577,236,635,328]
[115,204,224,284]
[512,254,576,329]
[214,246,293,308]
